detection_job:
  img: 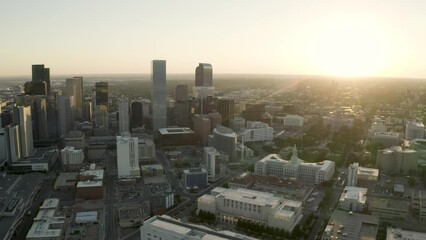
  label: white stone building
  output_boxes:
[61,146,84,171]
[255,146,335,185]
[239,121,273,143]
[117,134,140,178]
[197,187,303,233]
[338,186,367,212]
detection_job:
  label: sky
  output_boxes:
[1,0,426,78]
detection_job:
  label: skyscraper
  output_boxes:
[195,63,213,87]
[116,134,140,178]
[130,100,143,129]
[118,96,129,134]
[13,106,34,158]
[32,64,51,94]
[217,98,235,127]
[151,60,167,133]
[66,77,84,120]
[175,85,188,101]
[95,82,109,111]
[57,96,74,137]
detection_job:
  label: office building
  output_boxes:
[239,121,273,143]
[412,190,426,223]
[322,210,379,240]
[212,125,237,161]
[370,197,409,221]
[82,101,92,122]
[26,198,64,240]
[197,187,303,233]
[283,115,304,128]
[118,96,129,134]
[347,162,359,186]
[376,146,419,174]
[0,128,7,166]
[130,100,144,129]
[194,114,210,146]
[255,146,335,185]
[66,76,84,120]
[116,134,140,178]
[231,117,246,132]
[338,186,367,212]
[204,147,224,179]
[31,98,48,141]
[76,180,103,200]
[5,125,21,163]
[183,168,208,189]
[152,60,167,133]
[242,103,265,122]
[24,81,47,95]
[61,146,84,171]
[195,63,213,87]
[14,106,34,158]
[217,98,235,127]
[95,82,108,110]
[175,84,188,101]
[157,127,197,146]
[31,64,50,94]
[138,139,155,161]
[56,95,74,137]
[371,132,401,147]
[140,215,257,240]
[94,106,108,128]
[65,130,85,150]
[405,120,424,140]
[386,227,426,240]
[149,183,175,212]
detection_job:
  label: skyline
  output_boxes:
[2,1,426,78]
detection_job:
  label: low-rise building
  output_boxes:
[376,146,418,174]
[26,198,64,240]
[61,146,84,171]
[283,115,304,128]
[65,130,85,150]
[239,121,273,143]
[54,172,78,192]
[149,183,175,214]
[371,132,400,147]
[322,210,379,240]
[255,146,335,185]
[140,215,258,240]
[76,181,103,200]
[183,168,208,189]
[412,190,426,224]
[370,197,409,221]
[197,187,303,233]
[138,139,155,161]
[338,186,367,212]
[386,227,426,240]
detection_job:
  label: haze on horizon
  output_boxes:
[1,0,426,78]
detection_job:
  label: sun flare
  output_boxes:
[306,17,392,78]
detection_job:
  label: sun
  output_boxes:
[306,17,391,78]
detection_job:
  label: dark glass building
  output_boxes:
[195,63,213,87]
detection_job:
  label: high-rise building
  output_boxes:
[56,96,74,137]
[82,101,92,122]
[95,82,108,111]
[6,125,21,163]
[32,64,51,94]
[194,114,211,146]
[61,146,84,171]
[217,98,235,127]
[175,84,188,101]
[116,134,140,178]
[0,128,8,164]
[118,96,129,134]
[24,81,47,95]
[130,100,144,129]
[195,63,213,87]
[13,106,34,158]
[66,77,84,120]
[151,60,167,132]
[347,162,359,186]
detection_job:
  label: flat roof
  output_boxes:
[210,187,281,208]
[40,198,60,210]
[370,197,409,210]
[340,186,367,203]
[76,181,103,188]
[357,167,379,177]
[26,220,64,239]
[158,127,195,135]
[386,227,426,240]
[54,172,78,188]
[323,210,379,240]
[79,169,104,181]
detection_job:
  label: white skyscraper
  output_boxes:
[118,96,129,134]
[151,60,167,133]
[116,134,140,178]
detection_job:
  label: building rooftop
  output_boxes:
[79,169,104,181]
[322,210,379,240]
[340,186,367,203]
[158,127,195,135]
[370,197,409,210]
[67,130,84,138]
[26,220,64,239]
[357,167,379,177]
[54,172,78,188]
[386,227,426,240]
[75,211,98,224]
[213,125,236,137]
[40,198,60,210]
[76,180,103,188]
[210,187,282,208]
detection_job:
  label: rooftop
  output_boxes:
[386,227,426,240]
[76,180,103,188]
[158,127,195,135]
[323,210,379,240]
[79,169,104,181]
[209,187,281,208]
[40,198,60,210]
[357,167,379,177]
[54,172,78,188]
[340,186,367,203]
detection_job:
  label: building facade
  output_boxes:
[152,60,167,133]
[116,135,140,178]
[118,96,129,134]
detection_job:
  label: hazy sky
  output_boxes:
[1,0,426,78]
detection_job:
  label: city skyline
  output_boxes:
[1,1,426,78]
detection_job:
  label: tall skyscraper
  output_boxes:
[130,100,144,129]
[151,60,167,133]
[32,98,48,140]
[66,77,84,120]
[195,63,213,87]
[32,64,51,94]
[57,96,74,137]
[175,85,188,101]
[217,98,235,127]
[118,96,129,134]
[13,106,34,158]
[95,82,109,111]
